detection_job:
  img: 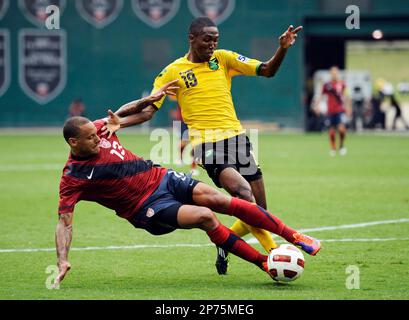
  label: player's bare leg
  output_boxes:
[176,205,268,271]
[338,123,347,156]
[249,178,267,209]
[192,182,321,256]
[219,167,255,202]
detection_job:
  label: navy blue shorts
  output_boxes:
[128,170,200,235]
[326,112,347,128]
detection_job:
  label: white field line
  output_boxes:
[246,218,409,244]
[0,244,214,253]
[298,218,409,233]
[1,218,408,254]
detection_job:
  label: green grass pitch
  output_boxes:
[0,132,408,300]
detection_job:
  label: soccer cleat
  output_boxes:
[261,261,275,280]
[215,246,229,275]
[329,149,336,157]
[293,233,321,256]
[339,147,347,156]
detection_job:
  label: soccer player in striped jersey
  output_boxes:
[315,66,352,156]
[54,109,320,288]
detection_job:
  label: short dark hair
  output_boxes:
[63,116,91,142]
[189,17,216,35]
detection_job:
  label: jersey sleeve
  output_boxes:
[58,178,81,215]
[93,119,105,130]
[151,67,174,110]
[219,50,262,78]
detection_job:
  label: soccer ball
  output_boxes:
[267,244,305,282]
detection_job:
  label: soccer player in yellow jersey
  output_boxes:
[108,17,302,275]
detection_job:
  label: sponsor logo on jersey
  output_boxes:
[76,0,123,29]
[0,0,10,20]
[99,138,112,149]
[19,29,66,104]
[146,208,155,218]
[208,58,219,71]
[0,30,10,98]
[19,0,66,27]
[132,0,180,29]
[188,0,235,25]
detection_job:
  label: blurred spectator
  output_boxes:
[397,81,409,96]
[305,77,324,132]
[350,85,369,131]
[367,90,386,129]
[68,99,86,118]
[381,81,394,96]
[390,95,409,130]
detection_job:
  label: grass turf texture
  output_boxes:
[0,132,408,300]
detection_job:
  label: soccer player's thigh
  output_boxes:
[191,182,231,213]
[245,144,267,208]
[220,135,260,202]
[219,167,254,201]
[177,204,219,231]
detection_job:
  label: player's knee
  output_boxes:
[231,184,253,202]
[198,208,218,229]
[210,192,230,211]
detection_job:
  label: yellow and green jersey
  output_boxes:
[151,49,262,147]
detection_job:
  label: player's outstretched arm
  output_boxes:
[101,108,158,138]
[258,25,302,78]
[114,80,179,117]
[101,80,179,137]
[54,212,73,288]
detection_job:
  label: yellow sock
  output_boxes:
[230,219,278,252]
[230,219,250,237]
[247,225,278,252]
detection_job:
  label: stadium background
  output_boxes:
[1,0,409,128]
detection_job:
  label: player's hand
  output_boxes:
[149,80,179,103]
[279,25,303,49]
[101,109,121,139]
[54,260,71,289]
